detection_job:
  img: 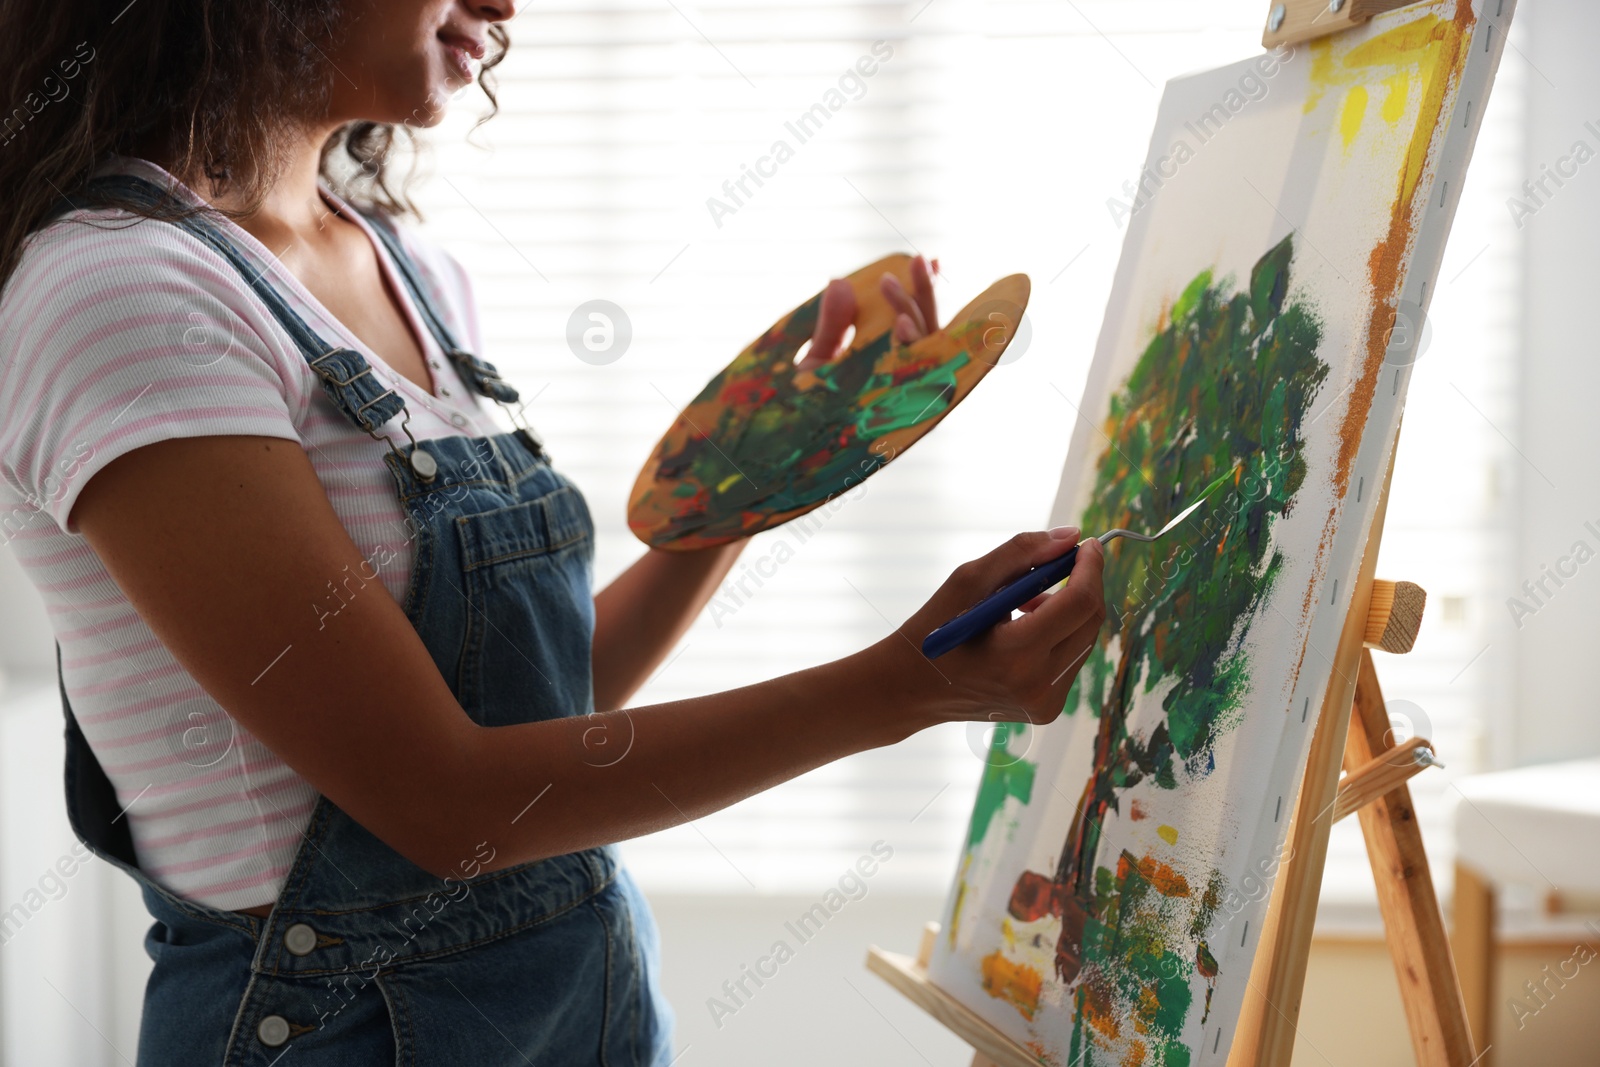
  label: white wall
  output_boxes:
[1509,0,1600,765]
[0,677,148,1067]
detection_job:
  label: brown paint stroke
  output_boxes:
[1334,1,1476,496]
[1293,2,1478,671]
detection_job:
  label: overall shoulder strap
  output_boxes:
[358,209,521,405]
[48,174,410,440]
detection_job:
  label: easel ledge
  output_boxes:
[867,923,1041,1067]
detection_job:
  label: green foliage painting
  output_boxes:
[993,234,1328,1064]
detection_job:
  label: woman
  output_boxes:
[0,1,1106,1063]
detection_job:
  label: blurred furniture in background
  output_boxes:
[1452,758,1600,1064]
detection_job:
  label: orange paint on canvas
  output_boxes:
[1116,851,1191,897]
[980,950,1043,1021]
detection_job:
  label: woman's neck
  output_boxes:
[151,123,345,243]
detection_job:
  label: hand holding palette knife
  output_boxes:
[920,466,1238,659]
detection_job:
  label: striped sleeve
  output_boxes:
[0,212,307,533]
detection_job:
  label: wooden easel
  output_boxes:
[867,5,1483,1064]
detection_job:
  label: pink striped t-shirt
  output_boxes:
[0,157,508,910]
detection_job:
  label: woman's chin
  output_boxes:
[389,85,458,127]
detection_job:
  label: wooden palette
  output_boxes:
[629,254,1031,550]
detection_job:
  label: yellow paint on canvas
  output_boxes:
[1338,86,1369,151]
[1306,13,1448,118]
[1381,72,1412,123]
[948,870,968,946]
[1304,8,1471,244]
[1157,824,1179,846]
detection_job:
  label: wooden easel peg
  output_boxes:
[1332,578,1442,820]
[1363,578,1426,653]
[1334,736,1441,822]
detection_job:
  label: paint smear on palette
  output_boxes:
[970,236,1327,1063]
[628,255,1030,550]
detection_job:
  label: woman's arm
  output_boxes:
[74,436,1102,884]
[591,541,744,712]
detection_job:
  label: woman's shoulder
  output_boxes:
[3,159,268,325]
[2,200,260,338]
[0,188,309,525]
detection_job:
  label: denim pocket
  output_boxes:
[453,485,597,724]
[458,486,594,570]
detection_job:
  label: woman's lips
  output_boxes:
[438,32,484,80]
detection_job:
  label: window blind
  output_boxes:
[409,0,1523,905]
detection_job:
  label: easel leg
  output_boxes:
[971,1056,1001,1067]
[1452,863,1496,1065]
[1227,668,1354,1066]
[1345,650,1478,1065]
[1229,450,1422,1066]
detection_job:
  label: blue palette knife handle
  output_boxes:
[918,466,1238,660]
[920,543,1085,659]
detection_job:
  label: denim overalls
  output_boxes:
[48,174,676,1065]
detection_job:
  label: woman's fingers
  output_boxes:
[799,277,857,369]
[915,529,1082,634]
[963,528,1082,602]
[804,255,942,371]
[990,538,1105,721]
[880,272,928,337]
[900,523,1105,728]
[1042,609,1106,709]
[909,253,937,333]
[1007,537,1106,647]
[894,312,921,344]
[1017,591,1049,614]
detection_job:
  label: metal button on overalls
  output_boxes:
[256,1015,290,1047]
[283,922,317,956]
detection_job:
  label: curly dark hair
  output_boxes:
[0,1,508,285]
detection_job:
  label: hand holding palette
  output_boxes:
[628,254,1031,550]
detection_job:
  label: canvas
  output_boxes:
[927,2,1514,1064]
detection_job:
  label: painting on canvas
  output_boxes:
[927,2,1513,1063]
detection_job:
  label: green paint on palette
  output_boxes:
[856,354,968,439]
[966,723,1036,849]
[642,313,942,540]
